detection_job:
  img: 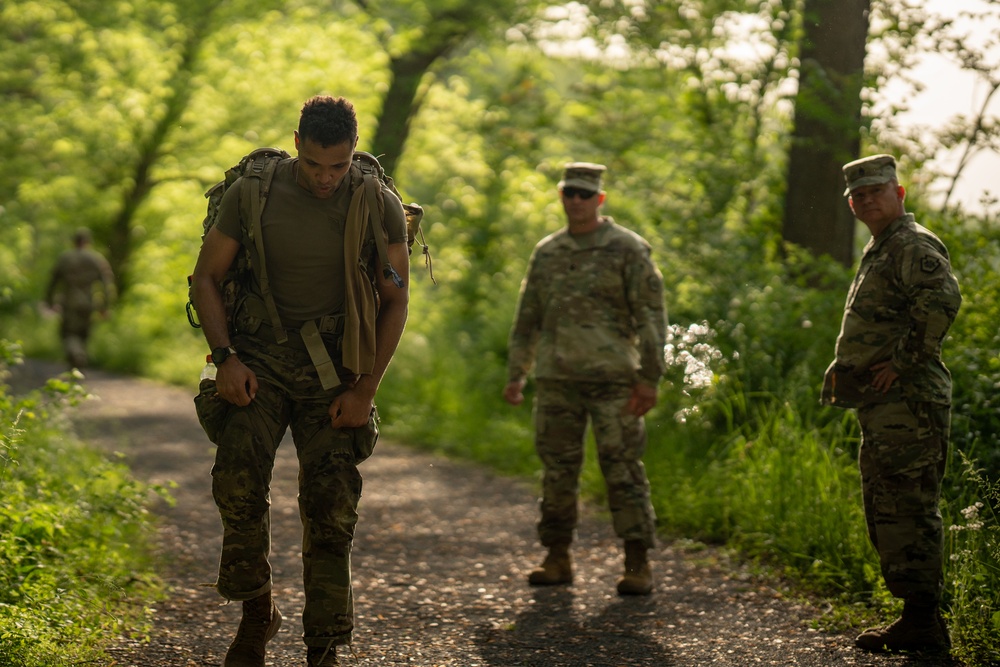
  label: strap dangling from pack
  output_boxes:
[300,319,340,390]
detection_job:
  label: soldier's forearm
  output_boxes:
[355,290,408,403]
[192,278,232,349]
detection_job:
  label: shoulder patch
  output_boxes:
[920,256,942,273]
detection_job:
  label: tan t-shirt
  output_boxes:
[216,157,407,325]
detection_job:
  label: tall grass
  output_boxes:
[0,340,165,666]
[634,326,878,595]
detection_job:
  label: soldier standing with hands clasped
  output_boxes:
[822,154,961,654]
[504,162,667,596]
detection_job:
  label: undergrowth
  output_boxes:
[0,340,166,666]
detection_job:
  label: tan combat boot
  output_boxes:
[855,600,950,653]
[528,540,573,585]
[223,592,282,667]
[616,540,652,595]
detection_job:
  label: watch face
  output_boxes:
[212,347,232,365]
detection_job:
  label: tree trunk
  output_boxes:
[366,0,539,178]
[106,5,223,295]
[782,0,870,267]
[371,49,446,178]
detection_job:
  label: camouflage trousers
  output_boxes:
[857,400,950,604]
[201,332,378,649]
[59,305,93,368]
[533,380,656,548]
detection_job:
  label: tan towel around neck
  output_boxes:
[342,182,380,376]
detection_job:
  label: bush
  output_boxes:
[0,340,165,666]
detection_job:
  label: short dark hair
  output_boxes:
[298,96,358,147]
[73,227,92,246]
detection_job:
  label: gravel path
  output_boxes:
[9,361,962,667]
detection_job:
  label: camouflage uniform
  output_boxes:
[822,213,961,603]
[195,147,407,651]
[45,234,114,368]
[508,217,667,548]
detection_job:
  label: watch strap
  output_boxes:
[211,345,237,365]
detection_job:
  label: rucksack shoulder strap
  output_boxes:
[240,153,288,343]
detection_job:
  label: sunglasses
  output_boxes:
[562,187,597,200]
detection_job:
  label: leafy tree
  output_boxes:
[0,0,284,295]
[104,1,223,293]
[1,0,568,304]
[351,0,552,176]
[567,0,804,315]
[866,0,1000,212]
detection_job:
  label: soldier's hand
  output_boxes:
[503,379,526,406]
[869,360,899,394]
[329,387,373,429]
[216,358,257,406]
[625,383,658,417]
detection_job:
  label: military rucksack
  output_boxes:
[186,147,431,335]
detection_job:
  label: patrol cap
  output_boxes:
[842,154,897,196]
[558,162,606,193]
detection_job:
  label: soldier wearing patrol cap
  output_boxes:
[558,161,607,192]
[503,161,667,596]
[821,154,962,654]
[841,153,899,196]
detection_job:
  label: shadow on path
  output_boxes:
[478,586,675,667]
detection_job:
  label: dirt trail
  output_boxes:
[8,361,956,666]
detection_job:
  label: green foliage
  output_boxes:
[0,342,164,665]
[1,0,194,272]
[920,210,1000,665]
[926,208,1000,477]
[631,291,877,594]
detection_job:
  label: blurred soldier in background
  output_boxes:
[45,227,115,368]
[504,161,667,596]
[822,154,962,654]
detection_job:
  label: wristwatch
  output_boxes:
[211,345,237,365]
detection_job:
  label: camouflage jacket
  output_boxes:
[46,247,115,311]
[507,217,667,385]
[822,213,961,408]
